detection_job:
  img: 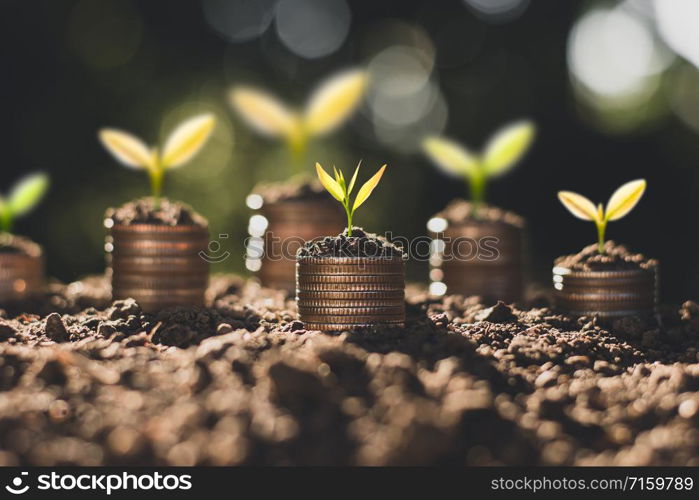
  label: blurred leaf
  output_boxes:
[230,87,299,138]
[482,121,535,176]
[558,191,599,221]
[8,173,49,217]
[422,136,479,177]
[99,129,154,169]
[605,179,646,221]
[353,164,386,211]
[304,69,368,136]
[161,114,216,169]
[315,162,345,202]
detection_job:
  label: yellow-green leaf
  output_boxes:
[316,163,345,202]
[347,161,360,195]
[161,114,216,168]
[98,129,154,169]
[558,191,599,222]
[230,87,299,138]
[8,173,49,216]
[422,136,479,178]
[605,179,646,221]
[304,69,368,136]
[482,121,535,176]
[352,164,386,212]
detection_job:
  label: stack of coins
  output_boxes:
[296,256,405,331]
[258,199,345,291]
[108,223,209,313]
[430,218,523,303]
[553,266,657,318]
[0,252,43,303]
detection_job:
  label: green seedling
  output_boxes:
[230,69,368,167]
[99,114,216,205]
[0,173,49,234]
[422,121,535,218]
[558,179,646,254]
[315,161,386,237]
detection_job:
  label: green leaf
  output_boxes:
[422,136,479,178]
[8,173,49,217]
[352,164,386,212]
[315,163,345,202]
[482,121,535,176]
[605,179,646,221]
[347,161,360,196]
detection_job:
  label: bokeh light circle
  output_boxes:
[275,0,351,59]
[203,0,277,43]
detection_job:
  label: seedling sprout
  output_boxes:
[558,179,646,254]
[230,69,368,167]
[0,173,49,234]
[99,114,216,205]
[315,162,386,237]
[422,121,535,217]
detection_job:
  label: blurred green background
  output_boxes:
[3,0,699,301]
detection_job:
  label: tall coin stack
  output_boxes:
[296,256,405,332]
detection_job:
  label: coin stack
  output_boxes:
[296,256,405,331]
[430,218,523,303]
[0,251,43,303]
[553,266,657,318]
[258,199,345,291]
[108,223,209,313]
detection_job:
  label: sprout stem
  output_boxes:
[0,211,12,234]
[344,201,353,237]
[149,167,164,209]
[596,220,606,254]
[469,171,486,219]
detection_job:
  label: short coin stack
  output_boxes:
[296,256,405,331]
[108,223,209,313]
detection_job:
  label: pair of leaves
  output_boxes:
[316,162,386,213]
[422,121,535,179]
[230,69,368,145]
[0,173,50,225]
[558,179,646,223]
[99,114,217,171]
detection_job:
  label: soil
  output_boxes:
[436,199,525,228]
[0,233,42,257]
[0,274,698,466]
[297,227,404,258]
[106,198,208,227]
[253,178,328,204]
[555,242,658,272]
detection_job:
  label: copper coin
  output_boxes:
[0,252,44,302]
[297,274,405,285]
[296,282,403,292]
[109,222,209,312]
[298,304,405,315]
[553,266,657,318]
[296,290,404,300]
[299,314,406,324]
[303,321,405,331]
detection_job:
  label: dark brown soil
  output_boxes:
[0,233,42,257]
[436,199,525,228]
[297,228,404,258]
[555,242,658,272]
[106,198,208,227]
[0,275,698,466]
[253,177,328,204]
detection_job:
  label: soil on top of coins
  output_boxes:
[0,233,42,257]
[0,274,698,466]
[106,197,208,227]
[253,177,329,205]
[555,241,658,272]
[297,228,404,259]
[436,199,525,228]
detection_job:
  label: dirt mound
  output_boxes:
[0,276,697,465]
